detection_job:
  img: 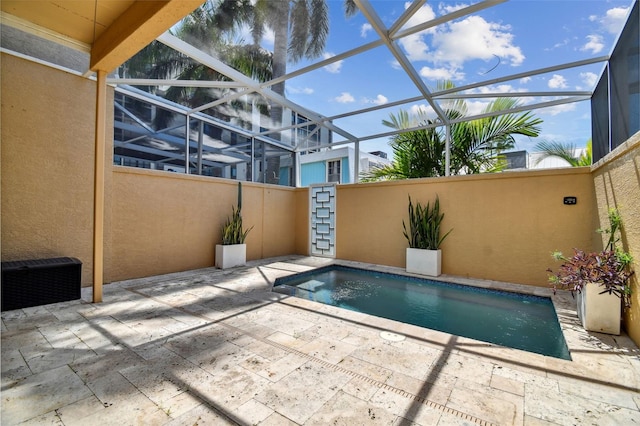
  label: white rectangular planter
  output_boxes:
[406,248,441,277]
[576,283,621,335]
[215,244,246,269]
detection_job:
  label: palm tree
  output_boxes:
[362,82,543,181]
[533,139,592,167]
[237,0,358,133]
[122,3,275,123]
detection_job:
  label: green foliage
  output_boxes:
[120,1,273,128]
[598,207,625,252]
[361,82,542,181]
[534,139,592,167]
[402,195,452,250]
[549,207,634,306]
[221,182,253,245]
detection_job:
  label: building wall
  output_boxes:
[0,53,113,285]
[336,168,598,287]
[340,157,349,184]
[300,162,325,187]
[591,131,640,343]
[109,169,299,282]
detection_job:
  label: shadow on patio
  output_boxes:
[2,256,640,425]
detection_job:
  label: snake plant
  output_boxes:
[221,182,253,245]
[403,195,452,250]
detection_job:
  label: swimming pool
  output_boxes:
[273,265,570,360]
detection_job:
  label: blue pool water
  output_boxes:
[273,265,571,360]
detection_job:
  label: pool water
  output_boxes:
[273,265,571,360]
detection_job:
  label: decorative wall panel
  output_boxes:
[310,184,336,257]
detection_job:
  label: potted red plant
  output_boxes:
[548,208,633,334]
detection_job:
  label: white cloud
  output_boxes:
[548,38,570,51]
[288,86,314,95]
[430,16,524,67]
[419,66,464,81]
[520,77,532,84]
[364,94,388,105]
[475,84,527,94]
[539,103,576,116]
[548,74,568,89]
[439,3,469,14]
[400,34,432,61]
[261,28,275,46]
[398,3,437,61]
[581,34,604,54]
[408,104,433,119]
[323,52,343,73]
[404,2,437,29]
[465,100,492,117]
[335,92,355,103]
[322,52,344,74]
[579,72,598,89]
[361,23,373,38]
[600,7,630,34]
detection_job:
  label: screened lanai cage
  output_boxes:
[4,0,636,186]
[108,0,638,187]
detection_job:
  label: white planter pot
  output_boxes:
[576,283,621,335]
[406,248,441,277]
[215,244,246,269]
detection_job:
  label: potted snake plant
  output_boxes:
[403,195,452,277]
[215,182,253,269]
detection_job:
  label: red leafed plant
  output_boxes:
[548,249,633,306]
[548,208,634,307]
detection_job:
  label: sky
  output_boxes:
[251,0,634,157]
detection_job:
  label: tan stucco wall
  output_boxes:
[592,132,640,344]
[336,168,598,287]
[294,188,310,255]
[109,168,298,282]
[1,53,114,285]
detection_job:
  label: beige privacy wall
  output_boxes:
[109,169,300,282]
[0,53,113,285]
[0,52,300,285]
[336,168,598,287]
[591,132,640,344]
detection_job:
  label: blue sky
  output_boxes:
[255,0,634,157]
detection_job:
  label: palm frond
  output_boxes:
[534,140,580,166]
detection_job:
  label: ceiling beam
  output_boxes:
[90,0,202,72]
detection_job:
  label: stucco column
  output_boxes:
[92,70,107,303]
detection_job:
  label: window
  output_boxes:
[327,160,341,183]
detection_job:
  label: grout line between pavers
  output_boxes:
[127,286,497,426]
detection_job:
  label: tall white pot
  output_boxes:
[215,244,246,269]
[406,248,441,277]
[576,283,621,335]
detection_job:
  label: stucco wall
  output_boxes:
[336,168,598,287]
[109,168,299,282]
[592,131,640,343]
[1,53,113,285]
[294,188,310,255]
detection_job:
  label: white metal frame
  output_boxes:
[101,0,620,180]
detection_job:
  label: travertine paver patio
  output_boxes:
[2,256,639,425]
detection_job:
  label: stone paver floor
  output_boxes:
[2,256,639,425]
